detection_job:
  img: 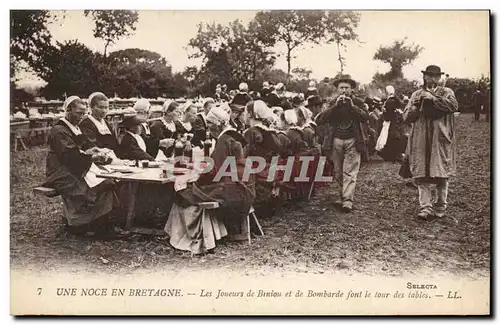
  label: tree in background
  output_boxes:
[84,10,139,57]
[292,67,313,80]
[370,38,423,97]
[253,10,325,82]
[187,19,275,94]
[35,40,103,99]
[446,76,490,112]
[107,48,178,98]
[323,11,361,74]
[373,38,423,82]
[10,10,62,79]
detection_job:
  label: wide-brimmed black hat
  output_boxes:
[291,94,304,106]
[306,95,323,107]
[332,74,357,88]
[421,65,445,75]
[119,115,146,128]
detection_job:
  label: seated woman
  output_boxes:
[42,96,122,237]
[243,100,282,219]
[79,92,119,158]
[229,103,246,133]
[191,98,214,148]
[118,115,155,161]
[296,106,322,198]
[283,109,311,199]
[150,100,181,159]
[165,104,255,255]
[174,102,198,156]
[118,114,175,227]
[133,98,161,158]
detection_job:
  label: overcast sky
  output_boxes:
[16,10,490,87]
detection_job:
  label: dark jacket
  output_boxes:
[79,116,119,153]
[316,95,369,153]
[139,122,161,158]
[192,114,207,148]
[119,132,155,161]
[43,120,94,194]
[150,119,177,157]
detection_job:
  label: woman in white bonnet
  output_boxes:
[79,92,119,157]
[150,99,181,158]
[243,100,282,219]
[42,96,122,237]
[165,104,256,253]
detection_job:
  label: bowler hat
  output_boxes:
[332,74,357,88]
[421,65,445,75]
[119,115,146,128]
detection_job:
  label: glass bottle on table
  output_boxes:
[174,134,185,167]
[183,134,193,164]
[203,130,211,158]
[174,134,183,158]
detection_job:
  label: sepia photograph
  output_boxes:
[9,7,491,316]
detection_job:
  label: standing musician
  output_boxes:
[403,65,458,220]
[316,74,369,212]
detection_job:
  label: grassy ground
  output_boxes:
[10,113,490,277]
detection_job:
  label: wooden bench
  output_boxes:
[33,186,59,198]
[129,202,220,237]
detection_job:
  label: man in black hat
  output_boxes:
[306,95,323,118]
[403,65,458,220]
[316,74,369,212]
[471,87,484,121]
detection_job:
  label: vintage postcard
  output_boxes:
[9,9,491,315]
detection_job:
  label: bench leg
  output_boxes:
[19,136,27,150]
[250,212,264,236]
[307,182,315,200]
[246,213,251,244]
[125,182,138,230]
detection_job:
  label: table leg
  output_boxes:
[125,182,138,230]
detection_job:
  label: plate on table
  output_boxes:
[109,166,135,174]
[173,167,190,175]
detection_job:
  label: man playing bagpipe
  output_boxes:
[316,74,369,212]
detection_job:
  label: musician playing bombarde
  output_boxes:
[403,65,458,220]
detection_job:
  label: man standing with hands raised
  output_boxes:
[317,74,369,212]
[403,65,458,220]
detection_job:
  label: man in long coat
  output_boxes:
[404,65,458,219]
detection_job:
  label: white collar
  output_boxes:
[199,113,207,125]
[141,122,151,135]
[60,118,82,136]
[218,126,237,140]
[87,114,112,135]
[304,121,316,128]
[253,123,270,131]
[179,120,192,132]
[126,131,147,152]
[161,119,176,132]
[288,126,303,132]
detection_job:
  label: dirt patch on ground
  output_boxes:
[10,114,490,277]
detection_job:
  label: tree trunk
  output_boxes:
[104,40,111,58]
[336,40,344,74]
[286,47,292,85]
[252,52,257,81]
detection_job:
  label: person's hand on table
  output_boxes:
[84,147,101,155]
[159,138,175,148]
